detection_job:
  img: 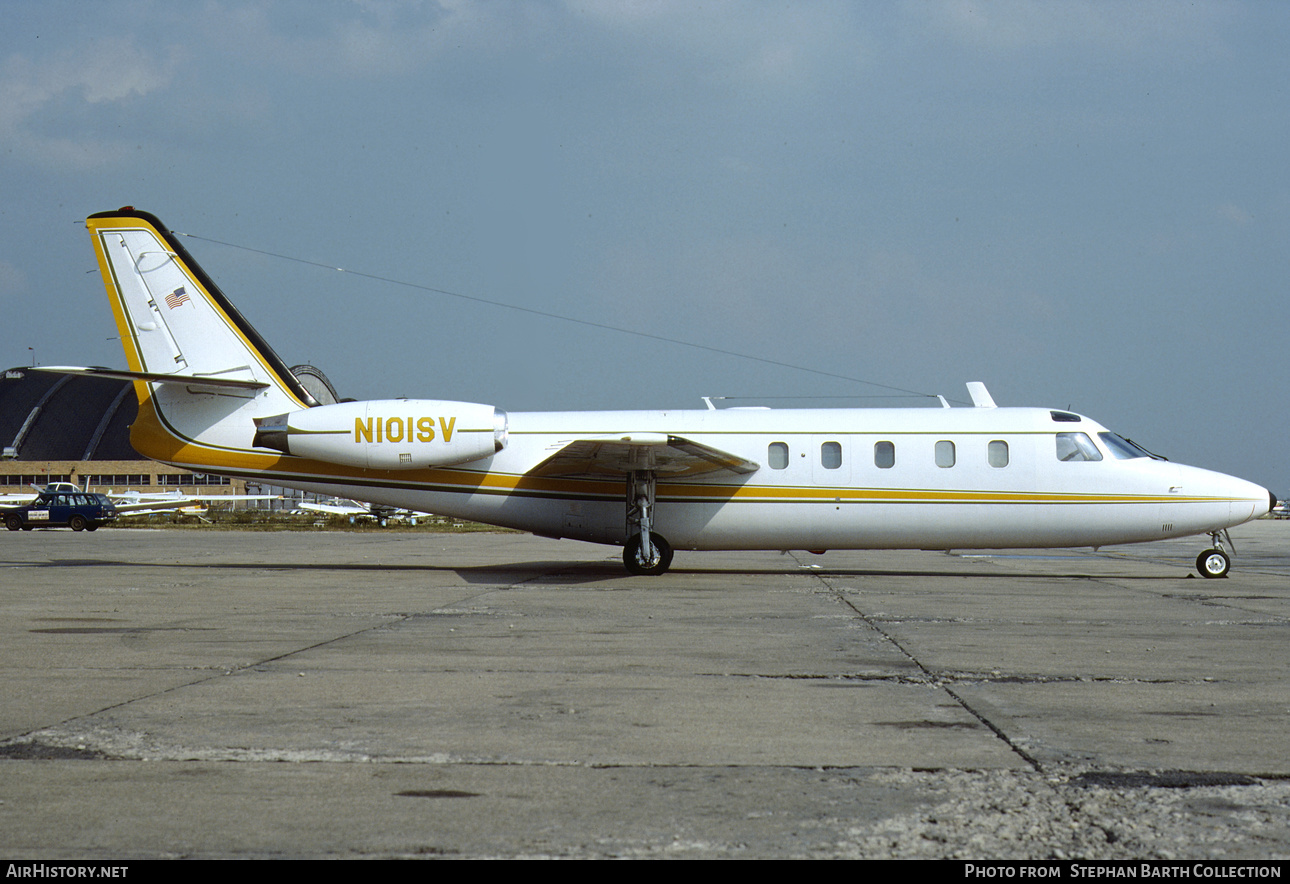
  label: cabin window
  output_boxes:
[935,440,955,468]
[820,441,842,469]
[769,442,789,470]
[874,441,895,469]
[1056,432,1103,462]
[988,440,1009,468]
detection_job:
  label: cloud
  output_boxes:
[917,0,1229,53]
[0,258,25,295]
[0,35,174,170]
[567,0,866,91]
[0,2,498,173]
[1217,203,1252,226]
[194,0,505,79]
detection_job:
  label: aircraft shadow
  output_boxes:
[21,557,1191,585]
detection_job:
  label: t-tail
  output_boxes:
[63,208,506,478]
[73,208,319,471]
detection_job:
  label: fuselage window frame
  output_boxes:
[874,440,895,469]
[988,440,1010,468]
[820,441,842,470]
[769,441,789,470]
[935,440,955,468]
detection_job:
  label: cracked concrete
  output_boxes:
[1,523,1288,858]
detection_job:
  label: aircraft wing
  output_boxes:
[527,434,759,480]
[111,493,278,514]
[297,501,371,516]
[114,503,208,517]
[297,502,433,523]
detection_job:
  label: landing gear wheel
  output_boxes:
[69,515,87,532]
[5,515,21,531]
[623,534,673,576]
[1197,548,1230,579]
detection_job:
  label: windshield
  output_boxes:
[1098,432,1167,461]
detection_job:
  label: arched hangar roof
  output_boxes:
[0,364,339,462]
[0,367,139,461]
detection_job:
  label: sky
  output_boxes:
[1,1,1287,492]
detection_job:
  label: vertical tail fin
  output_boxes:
[86,208,314,465]
[87,208,315,403]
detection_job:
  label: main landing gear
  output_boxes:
[624,533,673,576]
[1196,529,1232,579]
[623,471,673,576]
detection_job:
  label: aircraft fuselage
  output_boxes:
[216,405,1269,553]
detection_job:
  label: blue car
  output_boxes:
[3,490,118,532]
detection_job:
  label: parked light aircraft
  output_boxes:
[105,489,278,517]
[295,498,428,525]
[0,483,274,516]
[48,208,1275,577]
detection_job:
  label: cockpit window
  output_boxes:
[1098,432,1166,461]
[1055,432,1103,462]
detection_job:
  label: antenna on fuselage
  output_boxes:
[966,382,997,408]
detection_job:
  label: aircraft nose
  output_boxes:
[1192,468,1277,525]
[1243,483,1275,520]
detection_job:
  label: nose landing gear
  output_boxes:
[1196,529,1233,578]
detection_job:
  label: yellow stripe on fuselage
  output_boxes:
[134,419,1233,509]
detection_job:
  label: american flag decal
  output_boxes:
[164,287,190,309]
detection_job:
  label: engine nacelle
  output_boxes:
[253,399,507,470]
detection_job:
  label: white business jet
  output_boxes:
[47,208,1274,577]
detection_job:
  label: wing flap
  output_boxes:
[528,434,759,479]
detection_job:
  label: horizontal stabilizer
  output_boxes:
[35,366,269,391]
[528,434,759,479]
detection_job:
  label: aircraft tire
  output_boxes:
[1197,549,1230,579]
[623,534,673,576]
[5,515,21,531]
[69,515,87,532]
